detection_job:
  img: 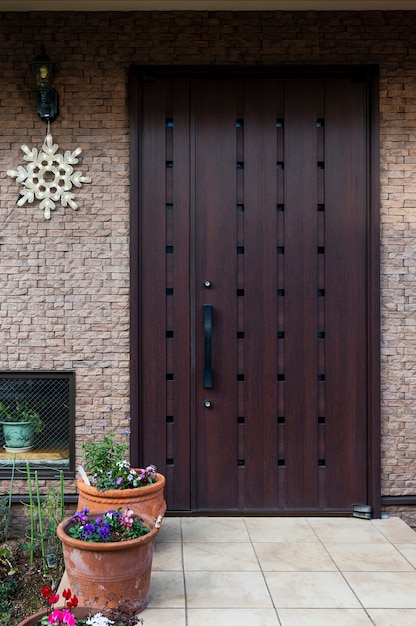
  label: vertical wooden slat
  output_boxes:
[139,80,168,472]
[169,80,192,509]
[284,80,323,509]
[243,79,280,509]
[193,80,239,510]
[129,69,141,470]
[324,79,368,508]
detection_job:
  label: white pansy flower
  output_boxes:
[86,612,115,625]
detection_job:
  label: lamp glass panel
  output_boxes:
[33,63,52,88]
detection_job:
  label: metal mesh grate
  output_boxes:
[0,372,75,478]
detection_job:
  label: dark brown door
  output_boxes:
[130,69,380,514]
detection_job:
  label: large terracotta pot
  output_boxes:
[76,471,166,520]
[57,512,159,614]
[17,607,90,626]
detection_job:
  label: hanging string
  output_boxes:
[0,207,16,232]
[42,120,51,150]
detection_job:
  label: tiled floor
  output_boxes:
[59,515,416,625]
[144,515,416,625]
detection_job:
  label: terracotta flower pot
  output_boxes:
[17,606,91,626]
[57,512,159,614]
[76,471,166,520]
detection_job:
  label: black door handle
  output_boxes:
[203,304,213,388]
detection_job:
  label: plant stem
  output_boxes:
[26,462,35,565]
[4,454,16,542]
[60,470,65,519]
[34,471,46,575]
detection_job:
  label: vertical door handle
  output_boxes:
[203,304,213,388]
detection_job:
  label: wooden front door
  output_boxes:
[130,67,380,514]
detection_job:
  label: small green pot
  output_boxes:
[1,421,34,451]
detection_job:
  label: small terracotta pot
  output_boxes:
[17,606,91,626]
[57,511,159,614]
[77,471,166,520]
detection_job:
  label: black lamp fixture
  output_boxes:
[29,46,59,122]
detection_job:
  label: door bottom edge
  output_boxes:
[164,509,357,517]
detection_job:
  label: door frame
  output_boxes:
[129,65,381,516]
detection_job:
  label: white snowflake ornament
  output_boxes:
[7,133,91,219]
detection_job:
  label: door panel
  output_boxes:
[284,80,322,509]
[243,80,281,509]
[324,79,368,507]
[131,69,378,513]
[193,81,239,510]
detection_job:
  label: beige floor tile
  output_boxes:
[372,517,416,544]
[345,571,416,608]
[367,608,416,625]
[188,608,280,625]
[57,516,416,624]
[265,571,361,608]
[307,517,388,543]
[185,571,273,608]
[138,608,186,625]
[181,517,250,542]
[183,541,260,571]
[153,541,183,571]
[245,517,318,542]
[396,543,416,568]
[254,541,337,571]
[147,571,185,608]
[156,516,182,542]
[325,542,414,571]
[278,608,374,625]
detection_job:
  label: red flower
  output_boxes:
[63,588,79,608]
[41,585,53,598]
[66,595,78,608]
[48,593,60,604]
[42,585,59,604]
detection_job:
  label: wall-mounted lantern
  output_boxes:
[29,46,59,122]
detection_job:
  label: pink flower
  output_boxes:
[62,612,77,626]
[47,609,77,626]
[121,508,134,530]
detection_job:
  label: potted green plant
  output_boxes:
[0,400,43,452]
[77,406,166,520]
[56,507,160,616]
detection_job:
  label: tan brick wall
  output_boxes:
[0,10,416,515]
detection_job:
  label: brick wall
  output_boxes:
[0,10,416,518]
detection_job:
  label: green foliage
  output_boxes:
[0,498,10,543]
[22,468,65,584]
[0,609,11,626]
[0,544,17,576]
[0,455,15,543]
[83,431,129,483]
[0,577,17,611]
[41,484,64,579]
[0,400,43,433]
[0,545,18,615]
[82,408,156,491]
